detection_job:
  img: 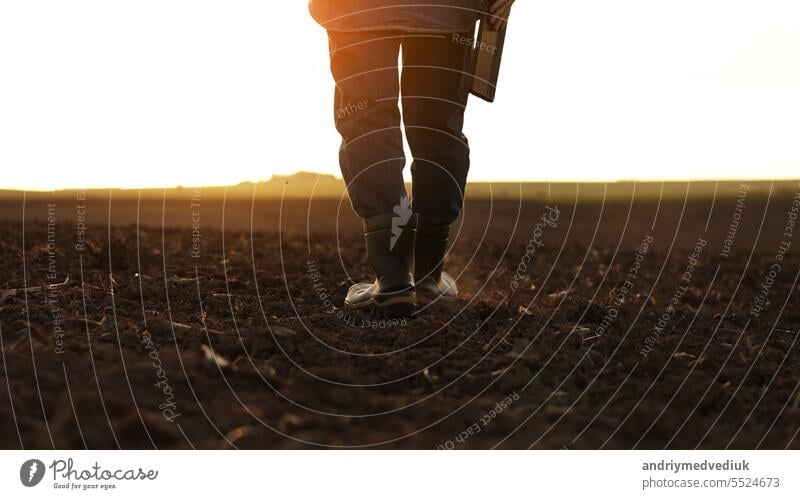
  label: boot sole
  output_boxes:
[347,295,417,319]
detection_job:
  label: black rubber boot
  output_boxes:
[345,213,418,318]
[415,223,458,305]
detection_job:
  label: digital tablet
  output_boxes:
[468,14,508,102]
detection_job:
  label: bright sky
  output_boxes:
[1,1,798,190]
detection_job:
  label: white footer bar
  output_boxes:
[1,450,797,498]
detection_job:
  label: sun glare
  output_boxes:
[1,1,798,190]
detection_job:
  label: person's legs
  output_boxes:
[400,32,472,303]
[400,32,472,227]
[327,30,407,218]
[327,30,417,317]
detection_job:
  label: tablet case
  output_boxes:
[468,14,508,102]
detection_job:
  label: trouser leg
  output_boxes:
[327,30,407,218]
[401,32,472,226]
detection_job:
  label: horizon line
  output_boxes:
[2,175,798,194]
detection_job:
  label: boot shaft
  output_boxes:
[363,212,419,292]
[415,223,450,283]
